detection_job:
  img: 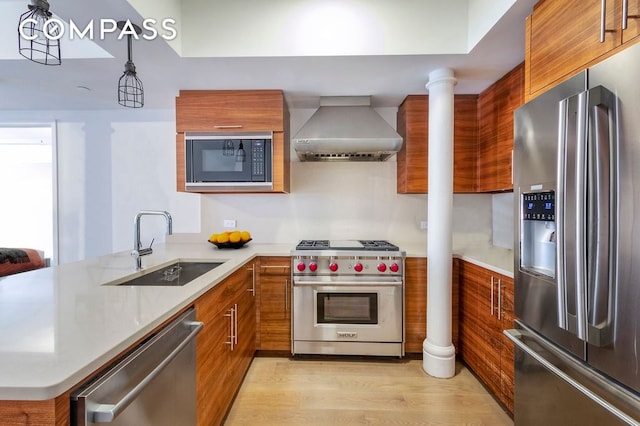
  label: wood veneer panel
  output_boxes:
[453,95,478,192]
[528,0,620,96]
[176,90,285,132]
[404,258,459,354]
[396,95,479,194]
[396,95,428,193]
[404,257,427,353]
[0,394,69,426]
[257,257,291,352]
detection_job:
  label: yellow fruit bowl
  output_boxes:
[208,239,252,249]
[208,230,252,249]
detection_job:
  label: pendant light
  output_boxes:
[17,0,62,66]
[117,21,144,108]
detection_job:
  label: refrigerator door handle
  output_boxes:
[557,92,588,339]
[504,329,640,426]
[557,97,569,330]
[586,85,617,347]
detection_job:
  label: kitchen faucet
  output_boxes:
[131,210,173,270]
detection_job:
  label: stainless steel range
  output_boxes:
[291,240,405,357]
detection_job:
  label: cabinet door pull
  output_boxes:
[622,0,640,30]
[490,276,495,316]
[214,124,243,129]
[247,263,255,295]
[600,0,617,42]
[234,303,238,345]
[498,279,502,320]
[225,306,235,350]
[285,279,289,312]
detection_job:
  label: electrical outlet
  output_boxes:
[420,221,428,230]
[223,219,237,228]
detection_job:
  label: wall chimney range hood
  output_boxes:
[293,96,403,161]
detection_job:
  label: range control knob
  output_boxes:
[296,262,306,272]
[377,263,387,272]
[390,263,399,273]
[309,262,318,272]
[354,262,363,272]
[329,262,339,272]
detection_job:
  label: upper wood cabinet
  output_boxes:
[477,64,524,192]
[397,64,522,194]
[396,95,478,194]
[176,90,287,132]
[526,0,640,100]
[175,90,290,194]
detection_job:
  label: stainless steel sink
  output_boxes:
[111,261,223,287]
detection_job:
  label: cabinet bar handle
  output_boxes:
[234,303,238,346]
[490,276,495,316]
[247,263,255,295]
[285,279,289,312]
[498,279,502,320]
[214,125,243,129]
[601,0,607,42]
[622,0,640,30]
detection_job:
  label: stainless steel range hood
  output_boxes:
[293,96,403,161]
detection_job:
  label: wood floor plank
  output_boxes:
[225,358,512,425]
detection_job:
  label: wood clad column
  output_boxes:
[423,68,456,378]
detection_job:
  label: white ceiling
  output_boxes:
[0,0,537,111]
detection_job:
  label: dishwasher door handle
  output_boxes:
[91,320,204,423]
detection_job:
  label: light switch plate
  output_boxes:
[223,219,237,228]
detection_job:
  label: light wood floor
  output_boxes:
[225,357,513,425]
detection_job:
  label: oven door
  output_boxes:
[292,279,403,343]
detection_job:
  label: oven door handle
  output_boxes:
[293,280,402,287]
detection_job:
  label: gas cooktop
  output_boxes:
[295,240,399,251]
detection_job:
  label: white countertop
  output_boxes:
[0,238,512,401]
[0,242,290,401]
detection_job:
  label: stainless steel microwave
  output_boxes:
[184,132,273,190]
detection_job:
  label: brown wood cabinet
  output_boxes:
[397,66,522,195]
[526,0,640,101]
[0,395,69,426]
[404,257,459,354]
[194,261,256,426]
[396,95,478,194]
[476,63,524,192]
[255,256,291,352]
[175,90,290,194]
[458,260,514,413]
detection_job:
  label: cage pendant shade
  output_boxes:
[117,23,144,108]
[118,61,144,108]
[18,1,62,65]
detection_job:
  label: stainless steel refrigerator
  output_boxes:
[508,41,640,425]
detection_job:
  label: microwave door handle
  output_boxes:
[586,86,617,347]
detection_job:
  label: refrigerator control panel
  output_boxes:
[522,191,555,221]
[520,190,556,279]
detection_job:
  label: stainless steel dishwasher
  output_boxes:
[71,307,203,426]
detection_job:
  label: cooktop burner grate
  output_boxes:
[295,240,399,251]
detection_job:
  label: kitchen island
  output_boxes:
[0,241,291,401]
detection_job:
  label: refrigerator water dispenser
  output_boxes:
[520,190,556,278]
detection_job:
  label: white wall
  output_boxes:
[1,105,501,262]
[0,109,200,264]
[492,192,514,249]
[200,107,494,247]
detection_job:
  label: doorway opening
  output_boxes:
[0,124,58,265]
